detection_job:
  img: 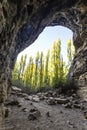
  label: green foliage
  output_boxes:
[12,62,19,85]
[12,38,75,93]
[12,55,27,86]
[44,49,50,86]
[67,39,75,68]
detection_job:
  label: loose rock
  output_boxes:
[28,108,41,120]
[4,107,11,118]
[73,104,81,109]
[46,112,50,117]
[5,99,19,106]
[47,97,56,105]
[32,96,40,102]
[64,102,72,109]
[55,98,69,104]
[83,111,87,119]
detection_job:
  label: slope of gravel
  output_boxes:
[3,92,87,130]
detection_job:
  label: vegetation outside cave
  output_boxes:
[12,36,75,94]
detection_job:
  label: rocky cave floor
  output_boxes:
[2,88,87,130]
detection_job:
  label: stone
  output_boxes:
[73,104,81,109]
[73,100,80,104]
[5,99,19,106]
[28,113,37,120]
[54,98,69,104]
[67,120,75,128]
[17,93,28,98]
[46,112,50,117]
[4,107,11,118]
[18,104,22,107]
[60,110,63,114]
[72,93,78,98]
[32,96,40,102]
[47,97,56,105]
[0,0,87,103]
[22,107,28,112]
[37,92,42,97]
[44,91,53,97]
[83,111,87,119]
[28,108,41,120]
[27,96,33,101]
[39,96,45,101]
[64,102,72,109]
[0,0,87,128]
[29,108,37,113]
[52,92,57,97]
[12,86,22,93]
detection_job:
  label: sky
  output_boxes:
[17,25,73,64]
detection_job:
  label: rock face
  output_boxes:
[0,0,87,102]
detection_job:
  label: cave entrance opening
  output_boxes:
[12,25,74,93]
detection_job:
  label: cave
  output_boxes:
[0,0,87,102]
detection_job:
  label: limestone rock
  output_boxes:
[32,96,40,102]
[0,0,87,103]
[27,95,33,101]
[17,93,28,98]
[54,98,69,104]
[12,86,22,93]
[47,97,57,105]
[64,102,72,109]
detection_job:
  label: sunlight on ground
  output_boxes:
[17,26,73,64]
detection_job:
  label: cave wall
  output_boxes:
[0,0,87,102]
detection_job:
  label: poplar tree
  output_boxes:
[44,49,50,86]
[50,39,62,87]
[18,55,27,85]
[49,41,56,86]
[34,51,40,87]
[12,38,74,92]
[12,62,19,85]
[21,55,27,85]
[23,56,34,88]
[67,39,75,68]
[39,52,44,88]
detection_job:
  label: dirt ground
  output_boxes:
[1,92,87,130]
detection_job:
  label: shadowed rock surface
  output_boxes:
[3,91,87,130]
[0,0,87,129]
[0,0,87,102]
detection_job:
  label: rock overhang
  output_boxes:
[0,0,87,102]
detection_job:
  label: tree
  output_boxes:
[67,39,75,68]
[49,39,62,87]
[44,49,50,86]
[12,62,19,85]
[39,52,44,87]
[34,51,40,87]
[12,38,74,92]
[12,55,27,86]
[17,55,27,85]
[23,56,34,88]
